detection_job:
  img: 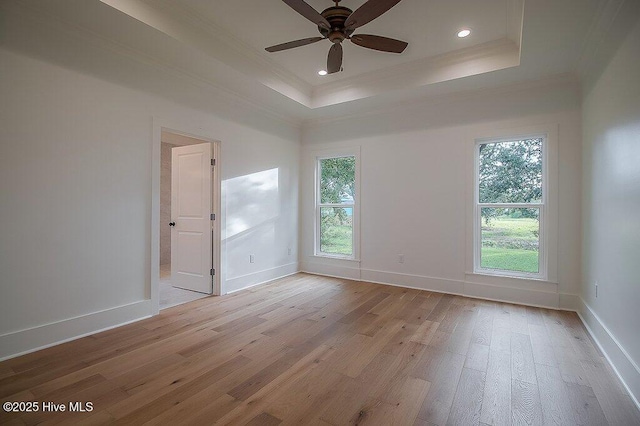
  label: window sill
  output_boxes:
[313,254,360,262]
[472,269,547,281]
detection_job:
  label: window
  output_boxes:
[475,136,546,279]
[316,155,357,258]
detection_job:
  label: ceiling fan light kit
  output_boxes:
[266,0,408,74]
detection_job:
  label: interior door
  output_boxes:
[170,142,213,294]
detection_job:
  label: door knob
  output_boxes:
[169,222,176,227]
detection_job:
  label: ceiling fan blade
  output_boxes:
[282,0,330,30]
[327,43,343,74]
[265,37,324,52]
[345,0,403,30]
[350,34,408,53]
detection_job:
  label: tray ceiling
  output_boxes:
[103,0,524,107]
[2,0,610,123]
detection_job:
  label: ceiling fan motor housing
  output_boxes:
[319,6,354,43]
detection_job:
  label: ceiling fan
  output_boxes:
[265,0,408,74]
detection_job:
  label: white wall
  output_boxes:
[301,78,583,309]
[0,48,299,358]
[580,17,640,406]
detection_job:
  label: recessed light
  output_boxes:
[457,29,471,38]
[318,70,328,76]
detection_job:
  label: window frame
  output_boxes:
[473,134,548,280]
[314,153,359,260]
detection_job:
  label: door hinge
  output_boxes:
[210,268,215,276]
[211,159,216,166]
[210,213,215,220]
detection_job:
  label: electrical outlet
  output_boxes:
[250,254,255,263]
[398,254,405,264]
[595,281,598,298]
[288,248,292,256]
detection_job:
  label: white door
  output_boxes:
[170,142,213,294]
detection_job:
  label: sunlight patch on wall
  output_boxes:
[224,168,280,239]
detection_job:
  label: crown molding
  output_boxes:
[310,38,521,108]
[302,72,580,129]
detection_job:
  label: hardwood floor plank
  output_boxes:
[511,379,543,426]
[480,349,512,426]
[410,320,438,346]
[493,303,512,329]
[227,354,296,402]
[565,383,608,426]
[528,323,558,367]
[417,351,465,425]
[553,343,591,387]
[333,320,404,378]
[447,323,474,355]
[511,332,537,384]
[265,369,345,424]
[437,302,465,333]
[470,308,495,346]
[428,330,452,351]
[507,304,530,335]
[245,412,282,426]
[338,292,391,324]
[535,363,577,425]
[465,342,490,373]
[395,294,432,325]
[412,346,446,382]
[490,324,511,354]
[525,306,545,325]
[316,375,376,425]
[446,367,485,426]
[381,323,419,356]
[0,273,637,425]
[369,375,430,426]
[426,294,455,323]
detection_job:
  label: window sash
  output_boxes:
[475,205,545,279]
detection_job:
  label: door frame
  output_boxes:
[151,117,222,315]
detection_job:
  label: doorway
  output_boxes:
[159,129,220,309]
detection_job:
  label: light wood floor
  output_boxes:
[1,273,639,425]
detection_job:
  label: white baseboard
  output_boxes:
[303,262,571,310]
[0,300,153,361]
[361,268,464,295]
[300,260,361,281]
[577,297,640,410]
[224,262,299,294]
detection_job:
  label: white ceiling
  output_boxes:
[1,0,613,124]
[116,0,525,108]
[179,0,516,85]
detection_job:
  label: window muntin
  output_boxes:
[475,137,545,279]
[316,156,356,258]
